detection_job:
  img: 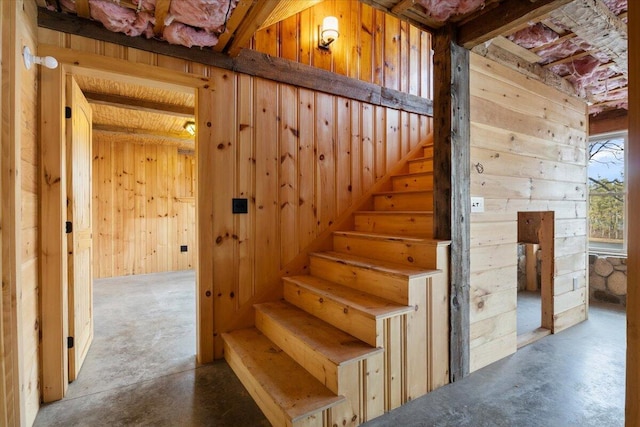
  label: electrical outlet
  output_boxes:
[471,196,485,213]
[232,198,248,214]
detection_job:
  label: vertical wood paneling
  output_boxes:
[39,21,435,366]
[469,53,587,372]
[91,137,196,278]
[253,2,430,96]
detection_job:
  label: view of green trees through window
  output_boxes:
[588,134,626,254]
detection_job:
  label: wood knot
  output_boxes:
[205,290,212,297]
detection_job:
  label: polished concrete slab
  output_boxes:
[35,271,625,426]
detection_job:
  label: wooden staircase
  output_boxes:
[222,142,450,427]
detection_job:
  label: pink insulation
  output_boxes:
[88,0,155,38]
[163,22,219,47]
[132,0,156,12]
[59,0,77,13]
[537,38,591,64]
[602,0,627,15]
[166,0,238,33]
[415,0,484,22]
[508,23,558,49]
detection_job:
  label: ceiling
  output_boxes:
[38,0,628,145]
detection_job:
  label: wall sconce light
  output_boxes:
[184,121,196,136]
[319,16,339,49]
[22,46,58,70]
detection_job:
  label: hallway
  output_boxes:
[35,272,625,426]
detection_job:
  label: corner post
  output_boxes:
[433,25,471,382]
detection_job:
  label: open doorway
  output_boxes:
[40,64,200,403]
[68,74,198,397]
[516,211,554,348]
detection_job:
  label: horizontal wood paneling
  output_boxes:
[253,1,432,99]
[92,135,196,278]
[470,53,588,372]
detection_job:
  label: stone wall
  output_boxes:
[589,254,627,305]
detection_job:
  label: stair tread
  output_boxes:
[311,251,436,279]
[222,328,346,422]
[356,210,433,215]
[255,301,383,365]
[408,156,433,162]
[392,171,433,178]
[333,230,450,246]
[373,189,432,196]
[284,275,414,319]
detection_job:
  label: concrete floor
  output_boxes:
[517,291,542,336]
[35,272,625,427]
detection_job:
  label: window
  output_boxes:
[588,131,627,255]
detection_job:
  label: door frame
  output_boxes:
[39,53,208,402]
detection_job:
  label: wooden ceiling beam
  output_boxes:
[153,0,171,36]
[75,0,90,18]
[543,50,593,68]
[391,0,416,14]
[83,91,195,118]
[550,0,628,76]
[226,0,282,57]
[215,0,254,53]
[93,124,194,142]
[530,32,576,54]
[458,0,573,49]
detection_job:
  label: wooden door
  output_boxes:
[66,76,94,381]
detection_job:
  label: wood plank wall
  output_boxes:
[469,53,588,372]
[200,71,432,359]
[92,135,196,278]
[252,0,432,99]
[1,0,40,424]
[38,0,433,365]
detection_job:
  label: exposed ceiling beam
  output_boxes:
[153,0,171,36]
[530,32,576,54]
[550,0,627,76]
[226,0,282,57]
[458,0,573,49]
[215,0,255,53]
[543,50,593,68]
[83,91,195,118]
[93,124,194,144]
[76,0,90,18]
[258,0,324,30]
[391,0,416,14]
[490,36,542,63]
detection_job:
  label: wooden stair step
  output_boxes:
[332,230,448,269]
[372,190,433,211]
[423,144,433,158]
[222,328,346,427]
[391,172,433,191]
[309,251,437,305]
[408,157,433,173]
[254,301,386,422]
[354,210,433,237]
[283,275,413,347]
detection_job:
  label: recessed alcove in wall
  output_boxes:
[517,211,555,348]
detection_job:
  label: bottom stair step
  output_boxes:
[222,328,346,427]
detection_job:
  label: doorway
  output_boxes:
[516,211,554,348]
[40,64,200,402]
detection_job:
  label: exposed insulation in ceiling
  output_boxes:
[51,0,238,47]
[507,0,628,115]
[414,0,485,22]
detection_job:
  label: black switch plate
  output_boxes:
[180,245,188,252]
[232,198,248,214]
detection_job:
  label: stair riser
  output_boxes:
[373,192,433,211]
[423,146,433,158]
[391,174,433,191]
[309,256,410,305]
[284,281,381,347]
[408,159,433,173]
[354,213,433,238]
[332,235,439,269]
